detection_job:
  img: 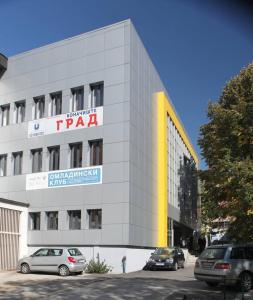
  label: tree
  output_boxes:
[198,62,253,242]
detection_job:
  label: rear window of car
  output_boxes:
[200,248,226,259]
[68,248,82,256]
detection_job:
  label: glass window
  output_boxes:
[89,140,103,166]
[230,247,245,259]
[15,101,26,123]
[13,151,23,175]
[46,211,58,230]
[87,209,102,229]
[68,248,82,256]
[48,249,63,256]
[1,104,10,126]
[90,82,104,107]
[70,143,82,168]
[31,148,43,173]
[0,154,7,176]
[71,87,84,112]
[246,247,253,260]
[68,210,81,230]
[199,248,227,259]
[34,249,49,257]
[48,146,60,171]
[29,212,40,230]
[33,96,45,120]
[50,92,62,116]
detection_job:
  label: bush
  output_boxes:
[85,253,112,274]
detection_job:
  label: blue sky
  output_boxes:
[0,0,252,169]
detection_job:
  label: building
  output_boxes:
[0,20,198,273]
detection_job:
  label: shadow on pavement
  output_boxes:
[0,276,252,300]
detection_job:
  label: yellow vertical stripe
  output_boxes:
[156,92,198,248]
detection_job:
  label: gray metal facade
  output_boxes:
[0,20,193,249]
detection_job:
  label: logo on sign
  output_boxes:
[34,123,40,130]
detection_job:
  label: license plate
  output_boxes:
[156,263,164,266]
[78,259,85,263]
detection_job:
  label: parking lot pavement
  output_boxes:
[0,265,252,300]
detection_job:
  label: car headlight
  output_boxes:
[148,257,155,262]
[166,258,174,263]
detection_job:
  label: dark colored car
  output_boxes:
[144,247,185,271]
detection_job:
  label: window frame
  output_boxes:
[0,104,10,126]
[48,146,60,171]
[87,209,102,229]
[13,151,23,176]
[15,100,26,124]
[71,87,84,112]
[31,148,43,173]
[89,139,103,166]
[0,154,7,177]
[46,211,58,230]
[68,210,81,230]
[89,82,104,108]
[50,91,62,116]
[69,142,82,169]
[33,96,45,120]
[29,212,41,231]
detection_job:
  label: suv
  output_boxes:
[17,248,85,276]
[194,244,253,291]
[144,247,185,271]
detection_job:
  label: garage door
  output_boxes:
[0,207,20,270]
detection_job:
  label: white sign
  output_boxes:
[26,166,103,190]
[28,107,103,138]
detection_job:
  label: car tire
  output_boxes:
[239,272,252,292]
[59,265,70,276]
[206,281,218,287]
[21,263,30,274]
[172,262,178,271]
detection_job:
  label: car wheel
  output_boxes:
[59,265,70,276]
[206,281,218,287]
[21,263,30,274]
[239,272,252,292]
[172,262,178,271]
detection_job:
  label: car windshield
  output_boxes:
[200,248,226,260]
[68,248,82,256]
[154,248,173,255]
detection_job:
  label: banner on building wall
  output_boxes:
[28,107,103,138]
[26,166,102,190]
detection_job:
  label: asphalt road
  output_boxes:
[0,265,252,300]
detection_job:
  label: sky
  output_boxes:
[0,0,253,169]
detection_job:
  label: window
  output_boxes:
[0,104,10,126]
[68,248,82,256]
[50,92,62,116]
[46,211,58,230]
[70,143,82,168]
[89,82,104,107]
[34,249,49,257]
[68,210,81,230]
[246,247,253,259]
[48,249,63,256]
[48,146,60,171]
[13,151,23,175]
[230,247,245,259]
[29,212,40,230]
[71,87,84,112]
[0,154,7,176]
[89,140,103,166]
[33,96,45,119]
[15,101,26,123]
[87,209,102,229]
[31,148,43,173]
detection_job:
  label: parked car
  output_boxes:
[144,247,185,271]
[17,247,85,276]
[194,244,253,291]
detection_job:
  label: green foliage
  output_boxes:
[85,253,112,274]
[198,62,253,242]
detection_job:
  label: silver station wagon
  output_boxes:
[194,244,253,291]
[17,248,85,276]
